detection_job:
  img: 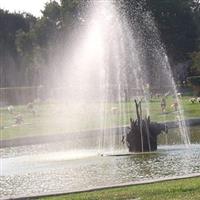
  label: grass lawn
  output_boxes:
[1,96,200,140]
[39,177,200,200]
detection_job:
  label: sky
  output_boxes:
[0,0,59,17]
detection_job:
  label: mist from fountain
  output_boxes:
[137,11,191,146]
[45,0,190,153]
[119,2,191,147]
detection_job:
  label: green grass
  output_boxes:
[39,177,200,200]
[1,96,200,140]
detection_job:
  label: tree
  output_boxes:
[60,0,82,29]
[42,0,61,22]
[145,0,199,62]
[0,9,36,87]
[190,51,200,75]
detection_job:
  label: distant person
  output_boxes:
[173,101,178,111]
[160,97,166,113]
[121,135,125,144]
[171,101,178,112]
[14,113,23,124]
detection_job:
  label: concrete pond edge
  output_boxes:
[3,173,200,200]
[1,118,200,148]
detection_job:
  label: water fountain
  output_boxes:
[50,0,190,153]
[1,1,199,199]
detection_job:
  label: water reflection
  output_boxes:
[158,125,200,145]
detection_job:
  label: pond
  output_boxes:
[0,126,200,199]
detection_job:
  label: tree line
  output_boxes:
[0,0,200,88]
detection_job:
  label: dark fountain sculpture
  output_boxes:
[125,100,167,152]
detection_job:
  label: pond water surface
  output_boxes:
[0,126,200,199]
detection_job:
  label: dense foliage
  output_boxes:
[188,76,200,85]
[0,0,200,87]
